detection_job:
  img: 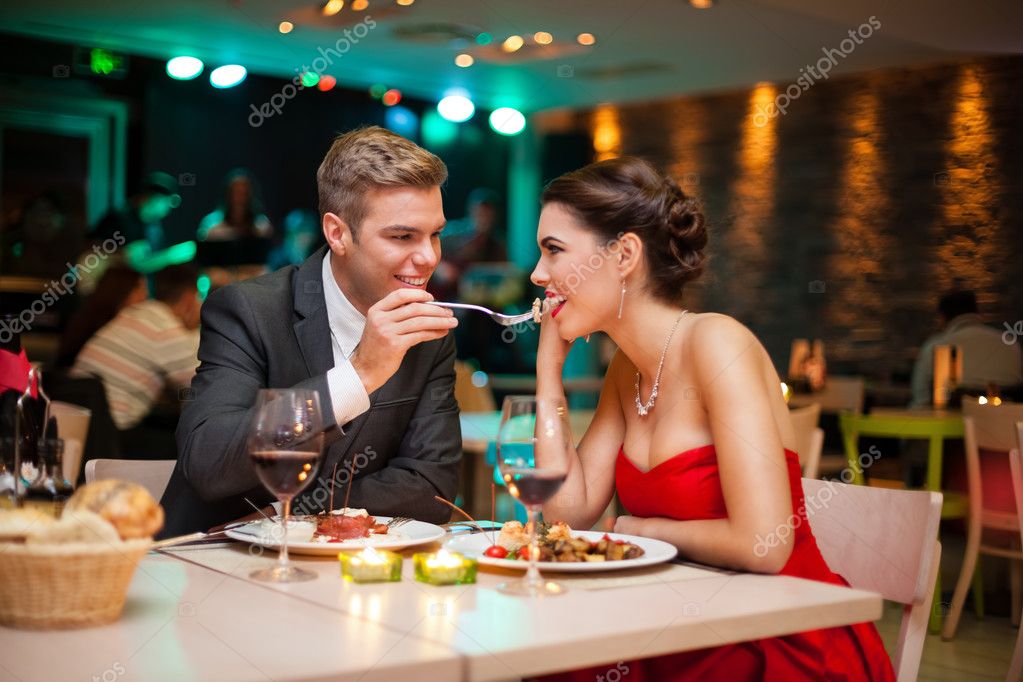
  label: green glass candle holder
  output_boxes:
[413,550,477,585]
[339,548,403,583]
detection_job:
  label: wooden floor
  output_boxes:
[876,603,1017,680]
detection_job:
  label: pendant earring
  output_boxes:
[617,279,626,319]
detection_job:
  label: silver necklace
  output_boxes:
[634,311,688,417]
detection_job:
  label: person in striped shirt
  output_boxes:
[72,265,200,456]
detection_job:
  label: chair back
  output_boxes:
[50,401,92,483]
[962,400,1023,452]
[84,459,176,501]
[820,376,866,413]
[454,361,496,413]
[803,478,942,681]
[788,403,822,477]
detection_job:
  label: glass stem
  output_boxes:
[525,505,541,589]
[279,497,290,569]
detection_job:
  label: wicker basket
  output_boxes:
[0,539,151,629]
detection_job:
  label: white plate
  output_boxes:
[445,530,678,572]
[225,516,445,556]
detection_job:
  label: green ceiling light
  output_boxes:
[489,107,526,135]
[300,71,320,87]
[166,56,204,80]
[210,64,247,88]
[475,32,493,46]
[369,83,387,99]
[422,110,458,147]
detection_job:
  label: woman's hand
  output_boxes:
[613,515,648,536]
[536,303,574,380]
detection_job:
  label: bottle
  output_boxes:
[24,432,73,517]
[0,437,15,509]
[0,315,43,508]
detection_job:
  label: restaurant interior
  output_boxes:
[0,0,1022,680]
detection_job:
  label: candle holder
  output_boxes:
[339,547,403,583]
[413,549,477,585]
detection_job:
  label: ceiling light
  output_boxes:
[455,54,474,67]
[279,21,294,34]
[533,31,553,45]
[576,33,596,46]
[489,108,526,135]
[352,0,368,10]
[437,94,474,122]
[502,35,524,52]
[209,64,247,88]
[690,0,714,7]
[166,56,203,81]
[322,0,344,16]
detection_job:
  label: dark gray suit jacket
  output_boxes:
[159,246,461,537]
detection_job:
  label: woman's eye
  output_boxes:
[547,245,562,254]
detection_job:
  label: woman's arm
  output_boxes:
[534,315,625,529]
[615,315,794,573]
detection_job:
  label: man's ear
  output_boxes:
[322,212,352,255]
[616,232,644,279]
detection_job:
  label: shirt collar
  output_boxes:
[321,251,366,357]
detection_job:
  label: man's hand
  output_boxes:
[350,288,458,394]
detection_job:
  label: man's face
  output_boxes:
[330,185,445,314]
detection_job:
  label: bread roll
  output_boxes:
[66,480,164,539]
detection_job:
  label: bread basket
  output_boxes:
[0,539,151,629]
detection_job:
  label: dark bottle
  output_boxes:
[0,315,44,507]
[24,430,74,517]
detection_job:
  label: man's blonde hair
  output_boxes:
[316,126,448,235]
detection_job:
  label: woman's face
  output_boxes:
[530,203,622,340]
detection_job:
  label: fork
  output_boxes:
[428,302,535,327]
[386,516,413,530]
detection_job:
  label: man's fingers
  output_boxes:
[400,330,451,349]
[394,315,458,336]
[387,302,454,323]
[373,287,434,312]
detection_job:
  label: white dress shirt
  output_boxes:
[322,252,372,427]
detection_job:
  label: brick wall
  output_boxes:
[537,55,1023,380]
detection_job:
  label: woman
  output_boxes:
[530,157,894,681]
[197,168,273,241]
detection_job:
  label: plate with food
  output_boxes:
[224,508,446,556]
[444,520,678,572]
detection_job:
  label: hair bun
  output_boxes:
[663,180,708,284]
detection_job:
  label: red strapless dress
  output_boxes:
[536,444,895,682]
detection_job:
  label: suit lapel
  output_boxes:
[292,246,334,378]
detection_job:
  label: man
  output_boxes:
[71,265,201,458]
[910,290,1022,407]
[160,127,461,536]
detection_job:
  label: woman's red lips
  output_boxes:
[551,301,566,318]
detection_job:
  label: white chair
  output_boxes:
[50,400,92,483]
[84,459,176,501]
[1007,425,1023,682]
[803,478,942,682]
[789,403,824,478]
[942,401,1023,641]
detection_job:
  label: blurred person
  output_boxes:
[70,265,201,458]
[56,265,148,368]
[3,192,81,280]
[431,188,506,301]
[267,208,322,271]
[910,290,1022,407]
[197,168,273,241]
[160,126,462,537]
[87,172,195,282]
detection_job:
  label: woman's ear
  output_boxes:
[322,212,351,255]
[616,232,644,279]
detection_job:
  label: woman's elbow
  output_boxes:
[745,535,794,574]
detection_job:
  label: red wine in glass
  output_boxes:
[502,468,567,506]
[251,450,321,498]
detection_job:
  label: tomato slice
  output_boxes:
[483,545,508,558]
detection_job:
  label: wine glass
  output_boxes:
[495,395,570,596]
[247,389,325,583]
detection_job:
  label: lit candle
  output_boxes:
[413,549,477,585]
[339,547,403,583]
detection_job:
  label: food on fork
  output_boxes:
[532,297,543,323]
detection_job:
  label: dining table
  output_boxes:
[0,534,884,682]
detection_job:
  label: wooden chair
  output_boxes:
[789,403,824,478]
[453,361,496,413]
[1007,425,1023,682]
[942,401,1023,641]
[803,478,942,682]
[839,410,971,633]
[84,459,176,501]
